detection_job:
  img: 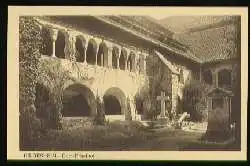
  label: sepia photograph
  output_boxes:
[7,7,248,160]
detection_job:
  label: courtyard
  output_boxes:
[18,16,241,153]
[28,121,237,151]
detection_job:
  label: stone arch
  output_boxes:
[112,47,119,69]
[75,35,86,62]
[119,48,127,70]
[41,27,53,56]
[203,70,213,85]
[62,83,96,117]
[86,38,98,65]
[55,30,66,58]
[97,42,108,66]
[127,52,135,72]
[218,69,232,89]
[103,87,126,115]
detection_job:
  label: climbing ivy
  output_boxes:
[19,16,43,149]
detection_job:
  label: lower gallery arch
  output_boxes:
[62,84,96,117]
[103,87,126,116]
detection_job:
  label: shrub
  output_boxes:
[19,16,43,148]
[182,80,209,122]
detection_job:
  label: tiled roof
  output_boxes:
[95,16,201,63]
[97,16,189,52]
[173,20,240,63]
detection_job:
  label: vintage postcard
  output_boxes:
[7,6,248,160]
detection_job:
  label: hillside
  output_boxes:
[158,16,236,34]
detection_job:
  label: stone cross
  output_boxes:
[156,91,169,117]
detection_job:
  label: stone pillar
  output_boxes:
[124,59,128,70]
[83,42,88,65]
[135,54,139,74]
[107,46,113,68]
[125,50,130,71]
[70,32,76,62]
[101,52,104,66]
[117,48,121,69]
[95,47,99,66]
[95,39,102,66]
[49,28,58,58]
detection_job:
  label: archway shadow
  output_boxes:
[62,83,96,117]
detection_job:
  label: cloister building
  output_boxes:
[33,16,240,129]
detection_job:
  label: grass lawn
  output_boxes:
[24,121,238,151]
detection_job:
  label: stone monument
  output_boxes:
[204,87,234,141]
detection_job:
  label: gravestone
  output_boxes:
[204,87,234,141]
